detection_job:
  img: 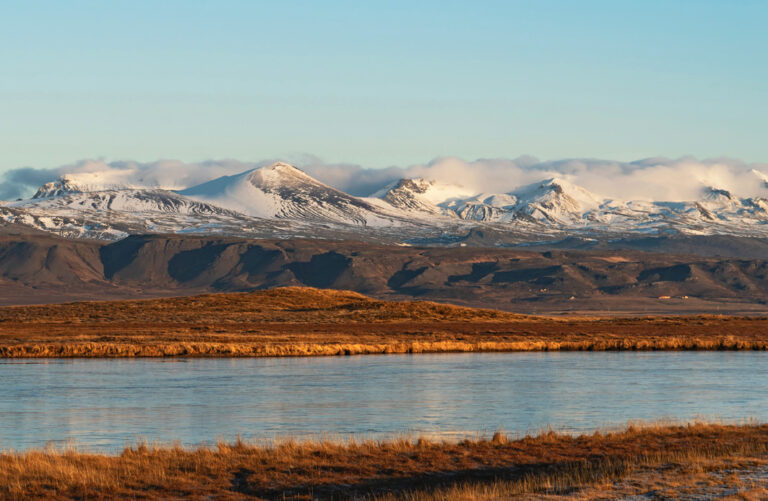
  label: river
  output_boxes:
[1,352,764,451]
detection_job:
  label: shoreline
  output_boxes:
[4,422,768,499]
[2,336,768,358]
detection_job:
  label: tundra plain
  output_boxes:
[1,287,767,358]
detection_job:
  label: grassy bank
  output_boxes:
[4,422,768,499]
[1,287,768,358]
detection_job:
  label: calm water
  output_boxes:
[1,352,765,451]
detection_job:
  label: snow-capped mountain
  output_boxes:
[445,178,604,225]
[23,188,236,215]
[0,163,451,241]
[372,178,473,216]
[439,178,768,237]
[179,162,411,226]
[512,178,603,223]
[32,170,170,198]
[4,188,270,240]
[5,161,768,243]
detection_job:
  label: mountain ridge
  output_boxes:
[1,233,767,314]
[6,162,768,245]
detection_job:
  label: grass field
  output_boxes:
[3,422,768,499]
[0,287,767,358]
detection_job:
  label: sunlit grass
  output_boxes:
[0,287,766,358]
[2,422,768,499]
[2,336,768,358]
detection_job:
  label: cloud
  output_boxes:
[341,156,768,201]
[0,167,68,200]
[2,156,768,202]
[0,159,269,200]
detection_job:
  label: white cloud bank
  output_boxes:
[2,155,768,202]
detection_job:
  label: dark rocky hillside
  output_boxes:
[1,233,767,314]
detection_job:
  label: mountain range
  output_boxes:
[4,161,768,246]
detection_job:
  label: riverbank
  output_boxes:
[1,287,767,358]
[3,422,768,499]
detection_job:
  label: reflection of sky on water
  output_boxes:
[0,352,764,452]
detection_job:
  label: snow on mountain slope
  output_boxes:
[372,178,474,216]
[442,178,768,236]
[510,178,604,223]
[7,161,768,243]
[17,189,238,215]
[693,187,768,225]
[1,163,463,241]
[577,188,768,235]
[3,188,261,240]
[180,162,412,226]
[447,178,605,224]
[32,170,174,198]
[442,193,516,222]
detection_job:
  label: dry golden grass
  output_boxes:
[0,287,525,324]
[386,455,768,501]
[3,422,768,500]
[0,287,767,358]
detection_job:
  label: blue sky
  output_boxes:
[1,0,766,172]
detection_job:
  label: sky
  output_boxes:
[1,0,767,175]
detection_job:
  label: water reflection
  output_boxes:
[0,352,764,451]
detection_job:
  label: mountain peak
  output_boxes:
[376,177,475,215]
[177,161,406,225]
[269,161,300,170]
[394,177,432,193]
[32,172,137,199]
[30,168,170,199]
[540,177,588,194]
[377,178,440,213]
[33,177,84,199]
[506,177,604,223]
[261,162,305,175]
[703,187,736,201]
[699,187,742,213]
[245,162,326,190]
[515,177,601,203]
